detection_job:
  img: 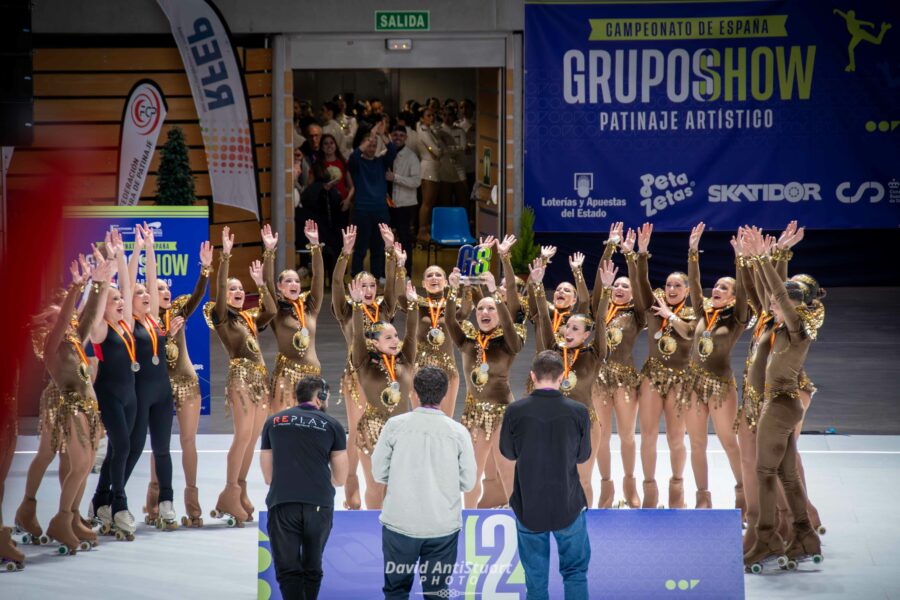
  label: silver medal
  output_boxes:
[390,381,400,392]
[653,331,662,340]
[131,362,141,373]
[479,362,489,373]
[151,356,160,366]
[300,327,309,337]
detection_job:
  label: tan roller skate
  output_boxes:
[14,497,46,545]
[46,511,80,555]
[784,526,823,570]
[641,480,661,509]
[742,520,757,555]
[238,479,254,522]
[181,485,204,528]
[598,479,615,509]
[211,484,248,527]
[735,484,747,527]
[143,481,159,525]
[622,476,641,508]
[668,477,686,509]
[744,531,788,574]
[695,489,712,509]
[71,512,98,551]
[0,527,25,571]
[776,507,793,544]
[342,473,362,510]
[808,500,826,535]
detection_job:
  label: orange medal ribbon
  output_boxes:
[769,323,784,348]
[563,346,580,378]
[70,336,89,368]
[381,353,397,382]
[552,308,569,334]
[292,299,307,329]
[161,309,171,335]
[754,311,772,341]
[143,316,161,360]
[239,311,258,337]
[427,298,445,329]
[658,300,685,335]
[703,307,722,334]
[361,302,380,325]
[605,303,626,326]
[106,320,137,365]
[476,333,491,363]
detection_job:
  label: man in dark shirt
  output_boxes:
[260,377,348,600]
[500,351,592,600]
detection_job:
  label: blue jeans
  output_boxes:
[515,511,590,600]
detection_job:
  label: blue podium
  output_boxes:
[258,509,743,599]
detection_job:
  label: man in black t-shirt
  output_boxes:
[260,377,348,600]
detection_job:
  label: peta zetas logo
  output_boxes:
[836,181,885,203]
[640,172,695,217]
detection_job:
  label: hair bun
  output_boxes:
[816,287,827,300]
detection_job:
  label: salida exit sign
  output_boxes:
[375,10,430,31]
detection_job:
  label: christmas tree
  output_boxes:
[155,126,196,205]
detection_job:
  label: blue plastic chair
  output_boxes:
[428,207,476,265]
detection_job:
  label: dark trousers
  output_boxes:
[93,395,136,513]
[382,527,459,600]
[268,502,334,600]
[389,205,416,265]
[124,384,175,503]
[351,209,388,279]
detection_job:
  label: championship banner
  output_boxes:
[116,80,167,206]
[155,0,261,218]
[524,0,900,232]
[63,206,212,415]
[258,509,744,599]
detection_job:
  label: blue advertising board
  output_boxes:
[258,509,744,599]
[63,206,211,414]
[524,0,900,232]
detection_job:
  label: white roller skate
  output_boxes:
[96,505,114,535]
[155,501,178,531]
[112,510,136,541]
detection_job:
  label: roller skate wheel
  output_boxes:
[39,535,50,545]
[817,526,827,535]
[197,518,203,527]
[777,555,789,568]
[209,510,219,519]
[812,554,824,564]
[57,545,69,556]
[79,541,91,552]
[226,516,236,528]
[4,561,17,572]
[100,524,111,535]
[21,534,32,545]
[181,516,189,527]
[246,515,254,523]
[787,560,798,570]
[750,563,763,574]
[115,531,125,541]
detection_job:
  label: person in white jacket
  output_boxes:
[415,108,444,244]
[386,124,422,262]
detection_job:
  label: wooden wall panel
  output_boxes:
[475,67,502,239]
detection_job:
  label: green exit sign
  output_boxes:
[375,10,430,31]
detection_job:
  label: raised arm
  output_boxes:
[142,224,160,317]
[632,224,653,312]
[379,224,398,318]
[496,279,523,354]
[77,258,111,342]
[126,228,143,324]
[400,281,419,364]
[527,259,553,352]
[46,259,89,355]
[496,236,521,319]
[571,253,590,314]
[687,222,705,313]
[214,226,234,323]
[252,253,277,328]
[748,229,801,333]
[182,241,213,319]
[332,226,355,322]
[444,269,468,347]
[348,279,370,369]
[593,260,615,356]
[303,221,325,315]
[261,224,278,299]
[592,222,622,316]
[731,233,749,325]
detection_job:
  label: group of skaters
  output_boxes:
[0,216,825,575]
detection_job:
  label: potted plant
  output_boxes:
[155,126,196,205]
[510,206,540,277]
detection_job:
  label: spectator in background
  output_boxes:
[369,97,384,117]
[415,107,444,244]
[309,133,354,280]
[439,100,469,209]
[347,123,397,280]
[500,351,592,600]
[333,94,358,157]
[301,122,324,166]
[372,367,476,600]
[456,99,477,193]
[260,376,348,600]
[386,124,421,262]
[396,110,419,158]
[320,101,346,157]
[294,145,313,248]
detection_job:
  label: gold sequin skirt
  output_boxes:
[799,370,816,396]
[640,357,690,403]
[597,361,640,404]
[461,394,507,441]
[50,391,102,454]
[170,374,200,412]
[684,364,735,411]
[415,348,458,378]
[225,358,270,414]
[735,385,763,433]
[38,382,63,435]
[357,404,389,456]
[340,360,364,410]
[271,353,321,407]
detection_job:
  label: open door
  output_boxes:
[474,68,502,243]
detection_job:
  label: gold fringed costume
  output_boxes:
[799,370,816,396]
[640,357,690,404]
[49,391,102,454]
[170,374,201,412]
[414,347,459,379]
[735,385,764,433]
[356,404,388,455]
[225,358,270,414]
[270,353,322,406]
[597,361,640,404]
[461,394,507,441]
[684,363,735,411]
[339,360,364,410]
[38,382,63,435]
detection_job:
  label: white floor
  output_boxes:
[2,434,900,599]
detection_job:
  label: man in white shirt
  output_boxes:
[372,367,476,600]
[385,124,422,262]
[320,101,347,156]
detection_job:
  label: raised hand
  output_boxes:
[142,222,156,248]
[261,224,279,251]
[599,259,617,288]
[304,220,319,246]
[540,245,557,262]
[348,279,364,303]
[496,234,517,256]
[651,295,674,319]
[222,225,234,255]
[78,253,93,281]
[479,235,497,250]
[378,223,395,247]
[342,225,357,255]
[482,270,497,293]
[405,280,418,303]
[689,222,705,252]
[394,242,407,268]
[528,257,545,284]
[621,228,636,253]
[168,315,186,337]
[199,241,213,267]
[91,244,105,268]
[249,260,264,286]
[777,220,797,249]
[110,229,125,258]
[70,256,87,286]
[134,225,145,252]
[763,234,777,256]
[608,221,624,244]
[448,268,462,289]
[637,222,653,253]
[569,252,585,270]
[93,258,113,283]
